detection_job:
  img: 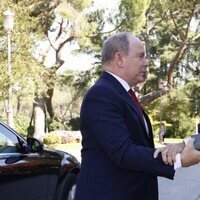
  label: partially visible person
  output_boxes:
[75,32,200,200]
[160,123,166,143]
[155,133,200,165]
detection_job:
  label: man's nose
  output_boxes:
[144,58,149,67]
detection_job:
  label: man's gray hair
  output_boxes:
[101,32,132,66]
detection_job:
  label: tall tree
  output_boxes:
[114,0,200,104]
[30,0,98,138]
[1,0,102,138]
[0,0,46,127]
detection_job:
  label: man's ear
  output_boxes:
[115,52,124,68]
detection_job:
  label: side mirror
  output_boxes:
[27,138,44,153]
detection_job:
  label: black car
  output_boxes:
[0,121,80,200]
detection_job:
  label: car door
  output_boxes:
[0,123,57,200]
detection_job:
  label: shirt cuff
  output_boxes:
[183,137,191,145]
[174,137,192,170]
[174,153,182,170]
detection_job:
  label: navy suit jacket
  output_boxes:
[75,72,175,200]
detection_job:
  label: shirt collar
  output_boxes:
[106,71,130,92]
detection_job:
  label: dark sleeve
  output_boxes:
[191,134,200,150]
[81,87,175,179]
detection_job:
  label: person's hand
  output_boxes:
[154,142,185,165]
[181,138,200,167]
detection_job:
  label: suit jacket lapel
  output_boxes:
[143,111,155,147]
[101,72,148,136]
[124,94,149,136]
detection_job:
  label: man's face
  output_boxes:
[123,37,149,86]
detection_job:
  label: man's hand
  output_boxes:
[154,142,185,165]
[181,139,200,167]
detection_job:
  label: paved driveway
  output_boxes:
[159,163,200,200]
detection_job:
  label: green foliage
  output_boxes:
[67,0,92,11]
[43,132,61,147]
[27,125,34,138]
[0,0,95,134]
[118,0,151,33]
[68,117,80,130]
[77,9,105,49]
[0,0,199,141]
[145,0,198,80]
[14,114,30,137]
[0,0,49,101]
[53,70,91,126]
[148,88,197,138]
[165,91,196,138]
[184,79,200,118]
[82,0,199,99]
[43,131,79,147]
[48,119,65,132]
[0,113,29,138]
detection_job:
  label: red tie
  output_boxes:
[128,89,143,115]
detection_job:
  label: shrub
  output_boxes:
[60,134,74,144]
[14,114,30,137]
[68,117,80,130]
[48,119,65,132]
[43,132,61,147]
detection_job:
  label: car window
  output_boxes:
[0,124,22,153]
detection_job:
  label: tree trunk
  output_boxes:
[33,97,46,139]
[140,89,167,106]
[45,88,54,119]
[167,42,187,87]
[32,18,76,137]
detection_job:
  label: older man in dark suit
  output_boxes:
[75,32,200,200]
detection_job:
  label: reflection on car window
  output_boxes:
[0,124,21,153]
